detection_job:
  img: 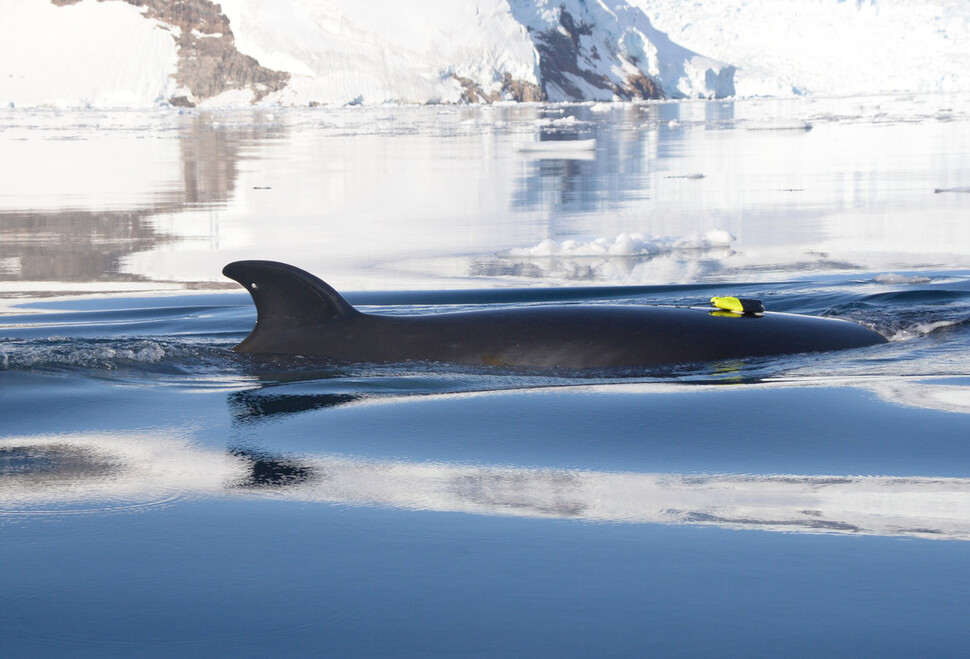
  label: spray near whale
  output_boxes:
[223,260,887,369]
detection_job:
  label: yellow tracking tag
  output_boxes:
[711,296,744,312]
[710,297,766,314]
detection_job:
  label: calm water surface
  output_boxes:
[2,96,970,656]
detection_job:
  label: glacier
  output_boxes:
[0,0,967,108]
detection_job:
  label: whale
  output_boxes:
[223,260,887,370]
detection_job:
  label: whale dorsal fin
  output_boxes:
[223,261,360,336]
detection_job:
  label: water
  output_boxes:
[2,96,970,656]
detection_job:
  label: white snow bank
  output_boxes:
[632,0,970,97]
[0,0,179,108]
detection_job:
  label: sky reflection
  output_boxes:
[2,432,968,540]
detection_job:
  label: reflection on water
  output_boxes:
[0,434,239,511]
[3,433,968,540]
[0,113,283,286]
[229,390,362,423]
[2,95,969,291]
[0,208,169,284]
[3,98,970,655]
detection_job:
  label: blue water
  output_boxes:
[3,98,970,655]
[2,275,970,655]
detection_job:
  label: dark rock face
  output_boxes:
[501,73,546,103]
[455,72,544,103]
[622,70,660,99]
[527,7,664,101]
[50,0,289,106]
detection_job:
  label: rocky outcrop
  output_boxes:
[508,0,735,101]
[455,73,545,104]
[530,6,663,101]
[50,0,288,106]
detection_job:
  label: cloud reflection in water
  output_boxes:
[2,433,968,540]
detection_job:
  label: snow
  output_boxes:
[0,0,968,106]
[0,0,179,109]
[509,231,736,257]
[217,0,540,105]
[632,0,970,97]
[504,0,735,99]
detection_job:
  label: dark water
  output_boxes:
[2,98,970,655]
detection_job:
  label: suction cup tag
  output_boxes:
[710,297,766,315]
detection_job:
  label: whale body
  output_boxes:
[223,260,887,370]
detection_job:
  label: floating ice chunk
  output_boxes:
[507,230,735,257]
[529,239,560,256]
[535,116,586,127]
[610,233,640,255]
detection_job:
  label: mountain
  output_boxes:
[0,0,966,108]
[635,0,969,97]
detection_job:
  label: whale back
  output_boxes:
[223,260,359,352]
[223,260,887,366]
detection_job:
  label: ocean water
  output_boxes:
[2,96,970,656]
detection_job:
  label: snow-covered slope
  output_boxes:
[1,0,968,108]
[633,0,970,97]
[200,0,736,105]
[506,0,734,101]
[0,0,179,108]
[0,0,729,107]
[214,0,543,106]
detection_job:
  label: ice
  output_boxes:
[0,0,179,109]
[508,230,736,257]
[633,0,970,98]
[3,0,969,108]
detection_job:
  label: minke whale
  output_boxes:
[223,260,887,370]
